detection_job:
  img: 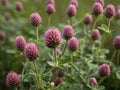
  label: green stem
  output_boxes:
[54,48,58,67]
[36,27,39,43]
[111,50,117,63]
[60,40,68,58]
[15,88,18,90]
[108,18,111,30]
[70,17,73,26]
[33,61,42,89]
[98,77,106,85]
[93,16,98,29]
[117,50,120,66]
[48,15,51,27]
[71,53,73,64]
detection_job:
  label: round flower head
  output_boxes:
[89,77,97,86]
[46,4,56,15]
[91,29,101,40]
[67,4,77,17]
[113,36,120,49]
[62,25,74,40]
[6,71,20,88]
[67,37,79,52]
[57,70,65,78]
[1,0,8,6]
[92,2,103,16]
[115,6,120,19]
[99,64,110,77]
[70,0,78,8]
[16,1,23,11]
[46,0,55,6]
[15,36,26,51]
[24,42,39,61]
[54,78,63,87]
[104,4,115,18]
[30,12,42,27]
[4,12,11,21]
[0,31,6,40]
[56,48,61,56]
[84,13,93,25]
[95,0,104,6]
[44,28,62,48]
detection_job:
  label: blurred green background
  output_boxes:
[0,0,120,89]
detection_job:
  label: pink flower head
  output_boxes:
[1,0,8,6]
[4,12,11,21]
[104,4,115,18]
[15,36,26,51]
[84,13,93,25]
[44,28,62,48]
[0,31,6,40]
[113,36,120,49]
[91,29,100,40]
[46,0,55,6]
[16,1,23,11]
[67,4,77,17]
[115,6,120,19]
[70,0,78,8]
[92,2,103,16]
[62,25,74,40]
[95,0,104,6]
[30,12,42,27]
[56,48,61,56]
[46,4,56,15]
[6,71,20,88]
[24,42,39,61]
[54,78,63,87]
[89,77,97,86]
[99,64,110,77]
[67,37,79,52]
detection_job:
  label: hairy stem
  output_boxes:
[54,48,58,67]
[36,27,39,43]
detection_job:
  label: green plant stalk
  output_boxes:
[54,48,58,67]
[33,61,42,89]
[93,16,99,29]
[70,17,73,26]
[111,50,117,62]
[71,52,73,64]
[48,15,51,27]
[117,50,120,66]
[60,40,68,57]
[36,27,39,43]
[15,88,18,90]
[70,63,87,83]
[98,77,106,85]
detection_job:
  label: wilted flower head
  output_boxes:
[6,71,20,88]
[30,12,42,27]
[46,0,55,6]
[67,37,79,52]
[62,25,74,40]
[4,12,11,21]
[44,28,62,48]
[115,6,120,19]
[57,70,65,78]
[104,4,115,18]
[16,1,23,11]
[99,64,110,77]
[15,36,26,51]
[0,31,6,40]
[91,29,101,40]
[1,0,8,6]
[46,4,56,15]
[84,13,93,25]
[56,48,61,56]
[24,42,39,61]
[95,0,104,6]
[89,77,97,86]
[92,2,103,16]
[113,36,120,49]
[70,0,78,8]
[67,4,77,17]
[54,78,63,87]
